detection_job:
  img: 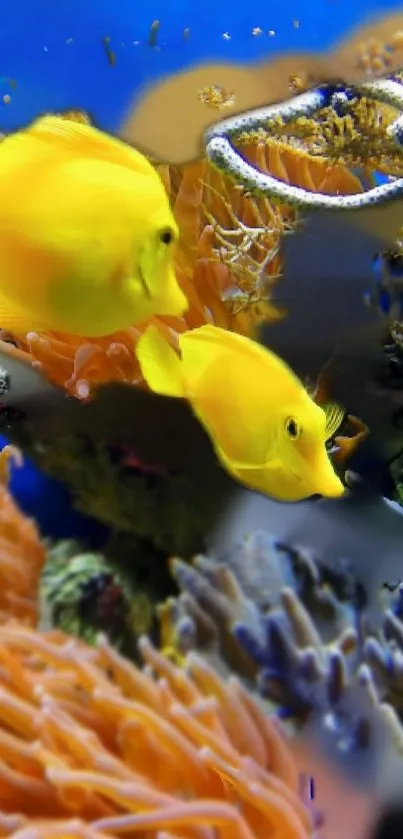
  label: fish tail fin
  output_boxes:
[135,324,184,397]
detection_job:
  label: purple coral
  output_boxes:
[168,529,403,789]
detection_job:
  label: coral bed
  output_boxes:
[0,94,398,549]
[0,94,396,561]
[0,457,401,839]
[0,90,401,837]
[0,464,319,839]
[1,423,403,838]
[0,629,317,839]
[160,530,403,779]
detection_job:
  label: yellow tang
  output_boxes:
[0,115,187,336]
[135,323,345,502]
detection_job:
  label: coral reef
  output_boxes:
[28,436,211,563]
[0,357,235,562]
[39,540,157,657]
[0,76,403,839]
[0,626,317,839]
[161,531,403,771]
[12,429,227,558]
[0,92,400,600]
[122,12,403,165]
[242,95,403,177]
[365,583,403,722]
[0,474,320,837]
[0,434,400,824]
[0,93,393,555]
[0,101,371,560]
[205,78,403,211]
[0,95,382,401]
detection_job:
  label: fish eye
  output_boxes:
[159,227,175,246]
[284,416,300,440]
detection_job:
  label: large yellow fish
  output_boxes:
[0,115,187,336]
[135,324,345,501]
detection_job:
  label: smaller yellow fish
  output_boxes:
[135,324,344,502]
[0,115,187,336]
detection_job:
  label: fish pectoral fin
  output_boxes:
[323,400,346,441]
[135,324,184,398]
[27,115,157,176]
[0,293,47,334]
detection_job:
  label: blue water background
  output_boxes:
[0,0,399,539]
[0,0,401,134]
[0,434,108,544]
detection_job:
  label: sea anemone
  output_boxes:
[0,625,317,839]
[0,446,45,626]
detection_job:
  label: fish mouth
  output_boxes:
[289,459,343,498]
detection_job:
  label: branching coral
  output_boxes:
[165,533,359,696]
[252,101,402,180]
[154,157,286,337]
[0,447,45,626]
[235,91,403,176]
[364,586,403,725]
[0,625,317,839]
[205,79,403,212]
[161,531,403,769]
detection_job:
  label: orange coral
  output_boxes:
[0,626,315,839]
[0,449,45,626]
[0,127,363,399]
[197,85,236,111]
[242,138,364,196]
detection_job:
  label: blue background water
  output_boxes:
[0,0,400,540]
[0,0,401,134]
[1,436,108,545]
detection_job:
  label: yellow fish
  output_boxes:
[0,115,187,336]
[135,324,344,501]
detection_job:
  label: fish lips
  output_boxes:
[294,448,345,499]
[312,457,345,499]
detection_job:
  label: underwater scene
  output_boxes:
[1,1,403,838]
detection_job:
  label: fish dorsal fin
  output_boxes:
[323,400,346,441]
[180,324,299,387]
[25,115,157,176]
[182,324,270,362]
